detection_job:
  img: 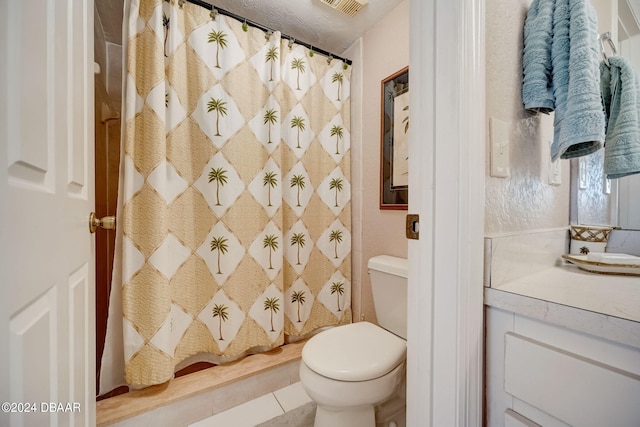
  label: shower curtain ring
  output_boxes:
[265,30,274,41]
[210,8,218,20]
[288,38,295,49]
[178,0,185,9]
[327,54,333,65]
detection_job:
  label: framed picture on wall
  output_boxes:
[380,66,409,210]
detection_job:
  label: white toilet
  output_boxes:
[299,255,408,427]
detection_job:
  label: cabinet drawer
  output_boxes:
[504,332,640,427]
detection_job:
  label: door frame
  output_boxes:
[407,0,485,426]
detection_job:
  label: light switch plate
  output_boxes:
[490,117,510,178]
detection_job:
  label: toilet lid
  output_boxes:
[301,321,406,382]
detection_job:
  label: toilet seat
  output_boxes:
[301,321,406,382]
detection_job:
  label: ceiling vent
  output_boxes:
[318,0,369,17]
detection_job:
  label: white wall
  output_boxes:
[485,0,620,233]
[348,0,409,323]
[485,0,570,234]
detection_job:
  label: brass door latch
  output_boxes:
[406,214,419,240]
[89,212,116,233]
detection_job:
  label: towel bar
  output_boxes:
[599,32,618,66]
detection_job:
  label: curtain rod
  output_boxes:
[181,0,353,66]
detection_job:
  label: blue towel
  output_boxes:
[522,0,605,161]
[551,0,604,160]
[601,56,640,179]
[522,0,555,113]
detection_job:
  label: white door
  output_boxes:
[0,1,95,426]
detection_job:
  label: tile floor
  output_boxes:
[106,360,303,427]
[189,382,315,427]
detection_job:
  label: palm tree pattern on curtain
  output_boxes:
[290,116,305,148]
[263,297,280,332]
[263,171,278,206]
[208,29,227,69]
[112,0,351,388]
[331,72,343,101]
[207,98,228,137]
[212,304,229,340]
[290,290,306,322]
[263,109,278,143]
[280,38,352,338]
[330,281,345,312]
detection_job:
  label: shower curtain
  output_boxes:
[100,0,351,391]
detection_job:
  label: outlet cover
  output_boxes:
[579,157,588,189]
[490,117,510,178]
[548,141,562,185]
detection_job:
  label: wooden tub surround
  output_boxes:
[96,341,305,426]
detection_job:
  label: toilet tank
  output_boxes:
[368,255,408,339]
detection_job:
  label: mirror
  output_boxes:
[572,3,640,230]
[380,66,409,210]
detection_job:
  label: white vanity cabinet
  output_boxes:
[485,304,640,427]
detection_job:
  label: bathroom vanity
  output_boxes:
[484,229,640,427]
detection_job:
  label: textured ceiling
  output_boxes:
[96,0,640,59]
[95,0,405,55]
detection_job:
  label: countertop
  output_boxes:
[484,263,640,348]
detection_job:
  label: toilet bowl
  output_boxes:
[300,322,406,427]
[300,255,408,427]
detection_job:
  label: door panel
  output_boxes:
[1,0,95,425]
[9,288,57,427]
[6,0,51,186]
[69,265,92,426]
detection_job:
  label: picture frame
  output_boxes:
[380,66,409,210]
